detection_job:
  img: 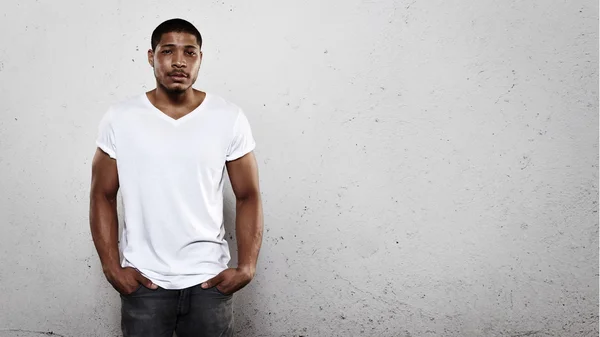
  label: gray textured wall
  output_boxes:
[0,0,598,336]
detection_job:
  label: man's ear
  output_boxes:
[147,49,154,67]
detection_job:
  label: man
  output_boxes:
[89,18,263,337]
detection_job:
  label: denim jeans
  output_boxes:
[120,283,234,337]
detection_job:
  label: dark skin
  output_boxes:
[89,31,264,295]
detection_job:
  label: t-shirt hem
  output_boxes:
[124,260,227,290]
[150,274,220,290]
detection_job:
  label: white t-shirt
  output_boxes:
[95,92,256,290]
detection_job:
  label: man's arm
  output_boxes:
[227,151,263,277]
[201,152,264,294]
[89,148,121,273]
[89,148,156,294]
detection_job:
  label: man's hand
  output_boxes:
[200,267,254,295]
[104,266,158,295]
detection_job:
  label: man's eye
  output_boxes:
[187,51,196,56]
[162,50,171,54]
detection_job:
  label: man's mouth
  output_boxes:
[170,73,187,78]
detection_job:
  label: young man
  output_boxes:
[89,18,263,337]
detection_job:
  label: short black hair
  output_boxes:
[151,18,202,51]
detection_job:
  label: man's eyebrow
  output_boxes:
[160,44,199,49]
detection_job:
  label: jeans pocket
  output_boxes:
[213,286,231,297]
[122,284,144,297]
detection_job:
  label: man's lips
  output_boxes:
[169,73,187,78]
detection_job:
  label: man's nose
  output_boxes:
[172,52,186,67]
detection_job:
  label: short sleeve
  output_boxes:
[96,107,117,159]
[226,109,256,161]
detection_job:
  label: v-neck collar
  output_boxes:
[142,92,210,126]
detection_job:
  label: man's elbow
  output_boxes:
[235,189,261,204]
[90,188,118,205]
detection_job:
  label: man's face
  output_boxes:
[148,32,202,93]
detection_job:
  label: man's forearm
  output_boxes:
[89,194,121,274]
[235,194,263,276]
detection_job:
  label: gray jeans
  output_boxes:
[120,283,234,337]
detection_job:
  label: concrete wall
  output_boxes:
[0,0,597,336]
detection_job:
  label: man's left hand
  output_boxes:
[201,267,254,295]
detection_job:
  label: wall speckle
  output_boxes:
[0,330,67,337]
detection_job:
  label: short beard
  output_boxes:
[158,81,189,94]
[155,67,194,94]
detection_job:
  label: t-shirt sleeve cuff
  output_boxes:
[96,140,117,159]
[225,142,255,162]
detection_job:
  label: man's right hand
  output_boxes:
[104,266,158,295]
